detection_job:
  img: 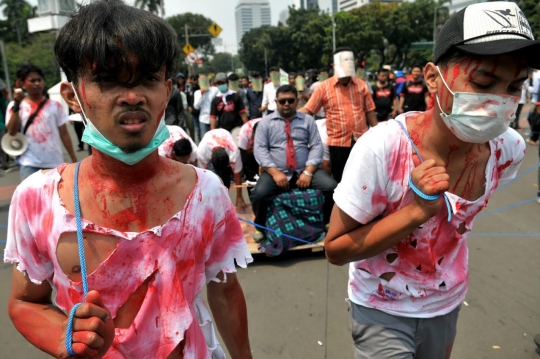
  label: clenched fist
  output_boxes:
[410,154,450,220]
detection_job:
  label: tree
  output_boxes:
[134,0,164,15]
[3,33,60,89]
[0,0,35,46]
[167,12,216,64]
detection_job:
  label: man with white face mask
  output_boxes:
[324,2,537,358]
[299,47,377,183]
[4,2,253,358]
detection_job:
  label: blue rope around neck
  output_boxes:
[395,120,452,222]
[65,161,90,355]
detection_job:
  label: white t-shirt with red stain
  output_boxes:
[6,99,69,168]
[4,165,252,358]
[236,118,261,151]
[197,129,243,174]
[334,114,524,318]
[158,125,197,162]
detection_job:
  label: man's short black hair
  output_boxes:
[378,68,389,73]
[334,47,353,55]
[16,63,45,81]
[269,66,280,73]
[241,76,249,81]
[276,84,298,98]
[211,148,230,171]
[55,0,178,85]
[191,74,199,81]
[411,65,423,71]
[228,73,239,81]
[173,138,192,158]
[251,71,261,78]
[319,67,328,73]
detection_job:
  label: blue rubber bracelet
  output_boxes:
[66,302,83,356]
[408,177,440,201]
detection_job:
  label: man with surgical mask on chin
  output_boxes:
[299,47,377,183]
[4,2,253,358]
[324,2,537,358]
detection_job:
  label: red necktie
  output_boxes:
[285,120,296,171]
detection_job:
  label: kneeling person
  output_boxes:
[252,84,337,240]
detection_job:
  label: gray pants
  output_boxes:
[349,301,460,359]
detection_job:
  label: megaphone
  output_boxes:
[1,132,28,157]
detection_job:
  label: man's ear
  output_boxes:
[60,81,82,113]
[424,62,440,94]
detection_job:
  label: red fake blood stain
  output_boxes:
[377,283,385,297]
[468,60,481,81]
[68,287,83,303]
[81,81,91,108]
[445,63,461,107]
[463,59,474,75]
[362,185,367,190]
[488,59,499,76]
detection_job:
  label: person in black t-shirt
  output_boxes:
[209,72,248,132]
[398,65,430,113]
[371,68,397,122]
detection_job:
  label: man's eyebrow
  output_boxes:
[473,69,528,83]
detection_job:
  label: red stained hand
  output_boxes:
[58,290,115,359]
[410,154,450,219]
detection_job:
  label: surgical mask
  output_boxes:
[435,66,519,144]
[218,84,228,93]
[70,82,169,165]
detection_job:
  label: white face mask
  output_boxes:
[435,66,519,144]
[333,51,355,78]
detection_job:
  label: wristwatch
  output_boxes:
[11,104,20,112]
[302,170,313,177]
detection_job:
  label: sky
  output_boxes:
[23,0,316,54]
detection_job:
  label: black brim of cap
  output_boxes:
[455,39,540,69]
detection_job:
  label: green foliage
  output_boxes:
[0,0,36,46]
[134,0,164,15]
[238,0,461,73]
[1,33,60,90]
[167,12,216,74]
[197,52,243,74]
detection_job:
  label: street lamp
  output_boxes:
[433,1,452,50]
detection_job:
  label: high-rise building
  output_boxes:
[236,0,272,46]
[338,0,402,11]
[295,0,320,9]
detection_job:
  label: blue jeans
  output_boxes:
[199,122,210,140]
[20,165,44,181]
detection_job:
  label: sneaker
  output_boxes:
[253,231,265,243]
[527,139,539,146]
[534,334,540,348]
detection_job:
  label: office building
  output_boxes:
[295,0,320,9]
[236,0,272,45]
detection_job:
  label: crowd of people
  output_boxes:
[1,0,540,358]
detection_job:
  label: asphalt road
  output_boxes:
[0,115,539,359]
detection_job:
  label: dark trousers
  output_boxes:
[528,111,539,142]
[511,103,524,129]
[250,170,337,230]
[329,145,354,183]
[240,149,259,195]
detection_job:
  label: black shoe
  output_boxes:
[534,334,540,348]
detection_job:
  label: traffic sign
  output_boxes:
[185,51,198,64]
[208,22,222,37]
[183,43,195,55]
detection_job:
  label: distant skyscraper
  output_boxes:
[236,0,272,46]
[279,8,290,24]
[338,0,402,11]
[295,0,320,9]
